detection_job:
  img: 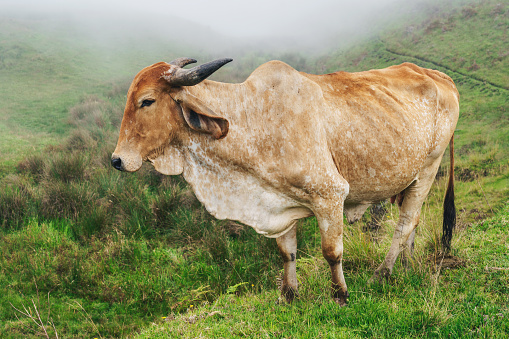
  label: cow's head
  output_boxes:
[111,57,232,174]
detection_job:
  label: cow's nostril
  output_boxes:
[111,157,123,171]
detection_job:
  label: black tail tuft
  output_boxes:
[442,179,456,252]
[442,136,456,252]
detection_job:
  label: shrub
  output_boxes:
[467,61,480,71]
[106,79,131,98]
[68,96,104,127]
[39,181,96,221]
[0,186,30,230]
[462,6,478,18]
[44,152,88,183]
[65,128,97,151]
[425,19,442,33]
[16,154,46,181]
[107,105,123,129]
[201,223,231,264]
[74,205,113,239]
[67,96,122,144]
[152,183,191,227]
[110,177,154,238]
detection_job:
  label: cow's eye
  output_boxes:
[141,99,155,108]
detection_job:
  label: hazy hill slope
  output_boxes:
[0,18,90,168]
[0,15,206,170]
[383,1,509,89]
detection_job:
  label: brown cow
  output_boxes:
[112,58,459,305]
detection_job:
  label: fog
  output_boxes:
[3,0,427,53]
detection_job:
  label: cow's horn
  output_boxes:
[169,57,197,68]
[165,58,233,87]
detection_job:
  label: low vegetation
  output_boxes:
[0,0,508,337]
[138,204,509,338]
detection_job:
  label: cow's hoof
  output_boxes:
[275,295,295,305]
[370,267,391,284]
[332,290,349,307]
[277,286,298,305]
[334,297,348,307]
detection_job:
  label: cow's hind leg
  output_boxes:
[390,190,416,268]
[401,228,417,268]
[395,193,417,268]
[373,157,442,282]
[276,224,298,303]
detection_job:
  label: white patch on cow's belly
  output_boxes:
[183,154,312,238]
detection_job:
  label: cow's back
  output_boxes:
[303,63,459,202]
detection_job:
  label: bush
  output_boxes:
[74,205,113,239]
[68,95,123,143]
[0,187,30,230]
[65,128,97,151]
[68,96,104,127]
[462,6,478,18]
[39,181,96,220]
[44,152,88,183]
[16,154,46,181]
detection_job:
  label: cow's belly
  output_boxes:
[339,144,430,204]
[345,174,416,203]
[342,145,442,204]
[183,156,312,238]
[337,135,434,203]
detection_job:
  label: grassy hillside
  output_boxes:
[0,0,508,337]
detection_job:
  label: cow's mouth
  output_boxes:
[143,145,165,163]
[110,151,143,172]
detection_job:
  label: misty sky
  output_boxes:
[4,0,402,40]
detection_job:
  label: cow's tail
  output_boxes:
[441,134,456,252]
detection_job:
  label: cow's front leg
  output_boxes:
[318,214,349,306]
[276,224,298,303]
[310,174,349,306]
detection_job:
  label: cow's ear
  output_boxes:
[174,92,229,139]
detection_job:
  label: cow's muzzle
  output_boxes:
[111,156,123,171]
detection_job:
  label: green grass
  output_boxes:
[1,0,508,337]
[382,0,509,89]
[0,94,285,336]
[2,201,508,338]
[135,204,509,338]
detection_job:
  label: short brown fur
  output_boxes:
[112,60,459,304]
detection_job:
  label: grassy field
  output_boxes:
[137,204,509,338]
[1,0,508,337]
